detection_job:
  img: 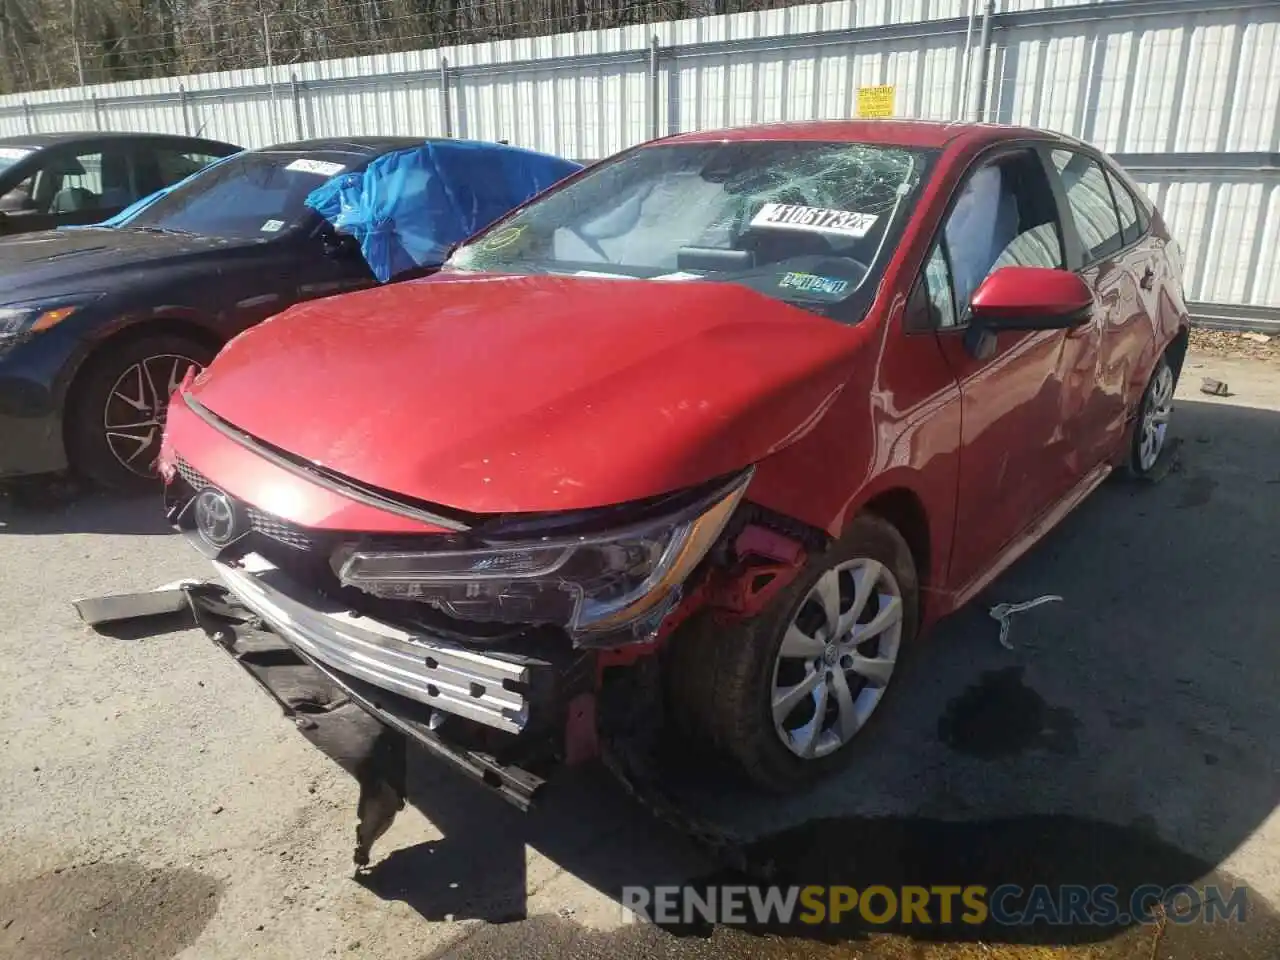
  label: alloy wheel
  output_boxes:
[102,353,202,477]
[769,557,904,760]
[1138,362,1175,472]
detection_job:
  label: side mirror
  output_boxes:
[320,228,360,259]
[970,266,1093,331]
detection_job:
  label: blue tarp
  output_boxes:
[304,139,582,283]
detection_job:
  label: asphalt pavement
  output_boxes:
[0,344,1277,960]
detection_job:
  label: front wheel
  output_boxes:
[66,335,215,493]
[669,513,920,792]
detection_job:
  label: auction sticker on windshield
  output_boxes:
[751,203,879,239]
[0,147,33,162]
[778,272,850,296]
[285,158,346,177]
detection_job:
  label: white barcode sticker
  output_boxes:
[285,158,346,177]
[0,147,33,161]
[750,203,879,238]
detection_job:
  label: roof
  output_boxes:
[251,136,433,157]
[661,119,1063,150]
[0,130,239,149]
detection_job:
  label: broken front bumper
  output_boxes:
[212,553,532,735]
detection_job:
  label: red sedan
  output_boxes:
[159,120,1188,798]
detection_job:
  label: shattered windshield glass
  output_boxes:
[448,140,933,315]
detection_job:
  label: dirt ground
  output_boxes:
[0,340,1277,960]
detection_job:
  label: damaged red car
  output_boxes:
[158,120,1189,836]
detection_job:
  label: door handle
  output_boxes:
[1139,267,1155,291]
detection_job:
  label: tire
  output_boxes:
[65,334,216,493]
[1121,353,1176,481]
[666,513,920,793]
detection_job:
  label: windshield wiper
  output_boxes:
[126,225,202,238]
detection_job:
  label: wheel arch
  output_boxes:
[858,486,932,619]
[1165,323,1190,384]
[60,316,225,456]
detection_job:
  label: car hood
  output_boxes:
[186,271,866,515]
[0,227,257,298]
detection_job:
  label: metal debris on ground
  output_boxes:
[1200,378,1230,397]
[989,595,1064,649]
[72,580,206,626]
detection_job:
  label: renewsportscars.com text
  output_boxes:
[621,883,1249,928]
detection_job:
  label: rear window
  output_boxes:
[1105,168,1143,246]
[1051,149,1124,263]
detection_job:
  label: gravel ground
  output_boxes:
[1,343,1278,960]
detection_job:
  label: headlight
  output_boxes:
[334,471,752,638]
[0,295,100,355]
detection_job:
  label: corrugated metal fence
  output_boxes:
[2,0,1278,327]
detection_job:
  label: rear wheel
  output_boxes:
[668,514,919,792]
[66,335,215,493]
[1123,354,1176,480]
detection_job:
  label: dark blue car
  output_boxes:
[0,136,580,491]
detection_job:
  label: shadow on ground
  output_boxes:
[345,399,1280,958]
[0,476,170,536]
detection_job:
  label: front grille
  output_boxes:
[245,506,316,551]
[175,457,317,552]
[174,457,204,492]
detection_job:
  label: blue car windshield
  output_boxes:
[124,151,352,240]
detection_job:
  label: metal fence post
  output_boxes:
[972,0,996,122]
[649,36,661,141]
[179,84,192,135]
[440,57,453,137]
[290,72,306,140]
[90,95,102,130]
[22,99,35,133]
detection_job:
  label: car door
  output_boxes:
[1045,148,1143,468]
[923,145,1092,592]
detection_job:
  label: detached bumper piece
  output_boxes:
[75,574,579,868]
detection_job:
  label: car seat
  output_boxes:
[98,151,133,209]
[49,186,101,214]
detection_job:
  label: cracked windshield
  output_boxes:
[450,140,929,315]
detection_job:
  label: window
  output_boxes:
[125,151,344,239]
[8,147,132,215]
[0,145,35,176]
[155,150,225,188]
[450,140,933,317]
[0,174,35,213]
[940,151,1063,314]
[44,150,104,213]
[921,244,958,328]
[1105,168,1142,246]
[1051,150,1123,263]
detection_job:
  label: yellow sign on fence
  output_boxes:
[856,85,896,118]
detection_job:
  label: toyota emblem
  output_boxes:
[194,487,240,547]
